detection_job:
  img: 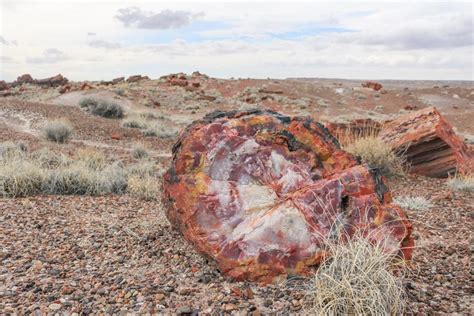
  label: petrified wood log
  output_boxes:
[163,110,414,283]
[380,107,473,178]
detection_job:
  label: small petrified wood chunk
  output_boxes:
[163,110,414,283]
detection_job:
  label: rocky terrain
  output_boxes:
[0,73,473,314]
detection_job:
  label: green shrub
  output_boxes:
[79,97,98,108]
[90,101,124,118]
[79,97,124,118]
[43,120,73,144]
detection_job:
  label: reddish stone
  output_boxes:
[163,110,413,283]
[127,75,147,83]
[35,74,68,87]
[361,81,383,91]
[191,82,201,88]
[58,84,72,94]
[170,78,188,87]
[16,74,34,85]
[111,132,122,140]
[380,106,473,177]
[404,105,417,111]
[0,80,10,91]
[80,82,92,90]
[112,77,125,84]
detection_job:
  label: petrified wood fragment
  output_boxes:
[163,110,413,283]
[380,107,473,177]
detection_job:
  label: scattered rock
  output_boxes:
[16,74,35,85]
[0,80,10,91]
[170,78,188,87]
[127,75,149,83]
[35,74,69,87]
[361,81,383,91]
[112,77,125,84]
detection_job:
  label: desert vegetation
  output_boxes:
[344,135,405,176]
[122,112,179,138]
[0,142,160,199]
[305,235,406,315]
[447,173,474,192]
[42,119,73,143]
[79,97,124,118]
[394,196,432,211]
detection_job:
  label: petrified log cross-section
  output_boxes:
[163,110,413,283]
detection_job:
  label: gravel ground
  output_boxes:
[0,175,472,315]
[1,79,473,314]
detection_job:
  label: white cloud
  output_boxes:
[115,7,204,29]
[0,1,472,81]
[88,39,121,50]
[26,48,68,64]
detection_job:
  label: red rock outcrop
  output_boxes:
[362,81,383,91]
[126,75,148,83]
[16,74,35,85]
[170,78,188,87]
[0,80,10,91]
[380,107,473,177]
[163,110,414,283]
[112,77,125,84]
[35,74,68,87]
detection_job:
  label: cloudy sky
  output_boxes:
[0,1,473,81]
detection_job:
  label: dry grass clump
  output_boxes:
[142,125,179,138]
[122,112,179,138]
[0,144,128,197]
[126,161,162,200]
[131,144,149,159]
[394,196,432,211]
[0,142,164,198]
[0,158,47,198]
[122,116,148,129]
[43,119,73,143]
[306,235,406,315]
[48,161,127,196]
[127,175,160,201]
[345,135,404,176]
[447,173,474,192]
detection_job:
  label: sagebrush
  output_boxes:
[79,97,124,118]
[43,120,73,143]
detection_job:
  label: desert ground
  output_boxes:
[0,73,473,314]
